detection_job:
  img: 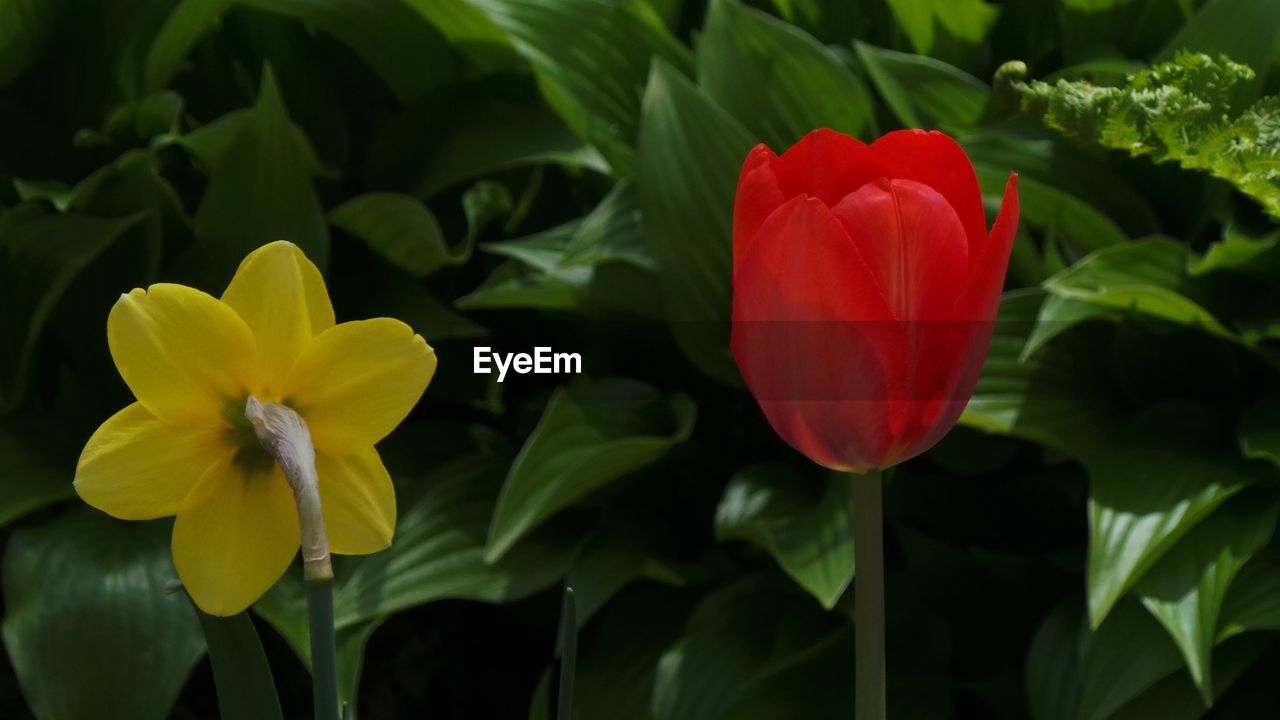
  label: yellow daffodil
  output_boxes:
[74,241,436,616]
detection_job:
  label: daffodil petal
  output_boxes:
[74,403,227,520]
[173,453,299,616]
[108,284,258,425]
[316,447,396,555]
[286,319,436,450]
[222,241,335,392]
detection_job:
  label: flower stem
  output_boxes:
[851,469,885,720]
[307,577,340,720]
[245,397,338,720]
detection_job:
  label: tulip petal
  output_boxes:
[894,173,1020,464]
[771,128,892,208]
[108,284,258,425]
[74,403,227,520]
[222,241,336,394]
[733,144,786,267]
[285,319,437,450]
[866,129,987,251]
[316,447,396,555]
[731,194,905,471]
[831,178,970,448]
[173,452,299,616]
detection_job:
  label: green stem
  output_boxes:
[557,586,577,720]
[307,577,340,720]
[851,469,885,720]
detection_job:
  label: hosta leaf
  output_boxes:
[1077,600,1186,720]
[1133,493,1278,701]
[1240,394,1280,466]
[884,0,1000,55]
[1087,402,1260,628]
[853,41,988,133]
[330,193,466,278]
[178,67,328,288]
[2,511,205,720]
[196,612,284,720]
[1217,549,1280,638]
[636,59,755,384]
[959,290,1123,463]
[0,420,75,528]
[472,0,692,175]
[698,0,875,148]
[486,378,695,560]
[0,211,143,411]
[715,463,854,609]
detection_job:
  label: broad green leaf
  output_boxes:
[1058,0,1192,60]
[330,193,466,278]
[1133,494,1278,701]
[403,0,521,73]
[974,166,1126,255]
[636,60,754,384]
[560,182,653,270]
[1109,635,1267,720]
[566,521,688,628]
[0,211,142,411]
[1240,395,1280,466]
[196,612,284,720]
[1025,602,1083,720]
[147,0,455,101]
[0,421,75,528]
[2,511,205,720]
[472,0,692,175]
[458,260,588,311]
[884,0,999,55]
[1038,239,1236,350]
[178,66,328,287]
[698,0,875,148]
[1077,600,1186,720]
[1217,549,1280,638]
[1088,402,1260,628]
[853,41,988,133]
[0,0,63,84]
[367,93,608,199]
[715,463,854,609]
[486,378,695,560]
[1189,223,1280,277]
[652,576,842,719]
[959,290,1123,463]
[576,585,696,720]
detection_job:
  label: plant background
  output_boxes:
[2,0,1280,718]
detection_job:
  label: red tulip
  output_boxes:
[730,128,1019,472]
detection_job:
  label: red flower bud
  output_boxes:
[730,128,1019,472]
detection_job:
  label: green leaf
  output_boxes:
[0,211,142,411]
[853,41,989,133]
[1077,600,1189,720]
[652,576,842,719]
[1240,395,1280,466]
[1217,549,1280,638]
[330,193,466,278]
[959,290,1123,463]
[473,0,692,175]
[147,0,455,101]
[715,463,854,610]
[884,0,1000,55]
[1134,493,1278,702]
[565,521,688,629]
[196,612,284,720]
[1109,634,1267,720]
[1026,239,1238,358]
[367,92,608,199]
[635,59,755,384]
[698,0,875,148]
[0,420,75,528]
[178,66,328,287]
[1025,601,1083,720]
[486,378,695,561]
[1087,402,1259,628]
[974,166,1127,256]
[1189,223,1280,277]
[0,0,64,85]
[2,511,205,720]
[1015,52,1280,220]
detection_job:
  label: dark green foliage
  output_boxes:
[3,0,1280,718]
